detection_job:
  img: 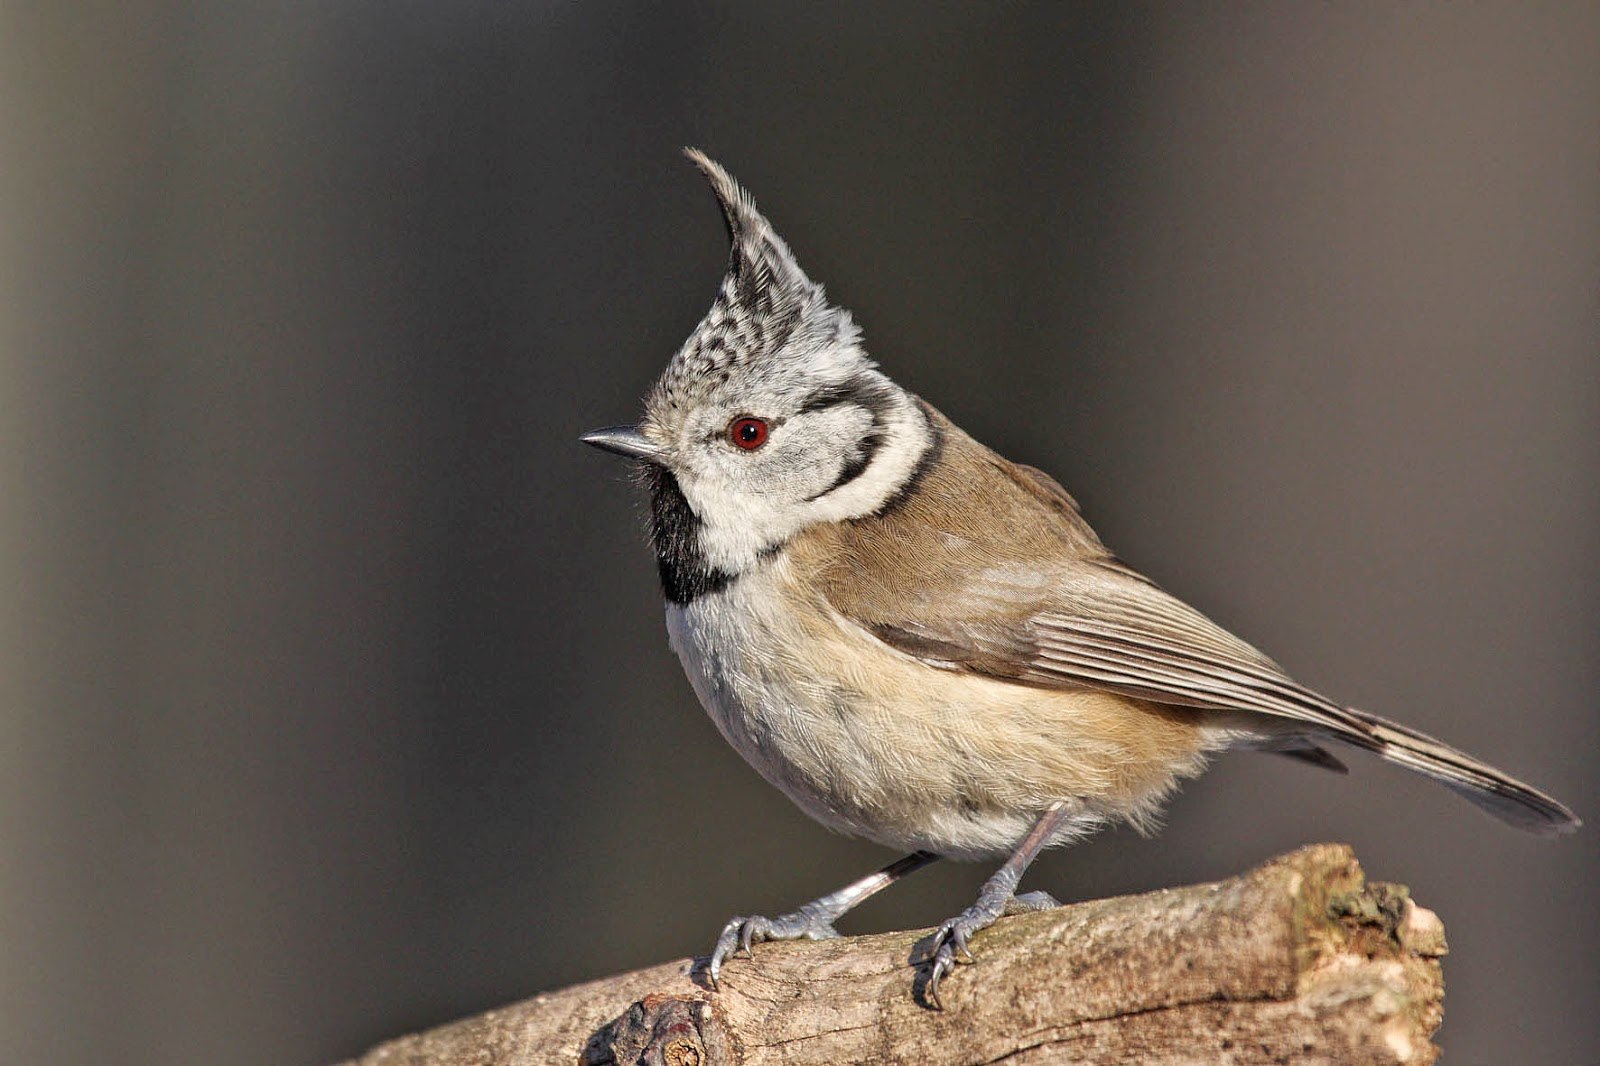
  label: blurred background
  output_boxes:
[3,4,1596,1064]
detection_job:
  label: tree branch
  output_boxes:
[344,844,1447,1065]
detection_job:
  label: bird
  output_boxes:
[581,149,1580,1008]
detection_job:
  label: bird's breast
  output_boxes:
[662,560,1221,860]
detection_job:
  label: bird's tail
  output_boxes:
[1337,707,1580,836]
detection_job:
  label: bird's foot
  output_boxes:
[707,904,840,988]
[924,888,1061,1008]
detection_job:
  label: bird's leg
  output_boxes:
[924,801,1071,1008]
[708,850,940,988]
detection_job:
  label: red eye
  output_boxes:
[728,416,769,450]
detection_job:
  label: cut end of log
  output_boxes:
[344,844,1446,1066]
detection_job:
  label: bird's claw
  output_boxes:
[924,914,980,1009]
[707,909,840,989]
[924,888,1061,1008]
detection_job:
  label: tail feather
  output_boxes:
[1338,708,1580,836]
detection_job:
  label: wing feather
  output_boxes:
[796,404,1575,832]
[804,408,1374,741]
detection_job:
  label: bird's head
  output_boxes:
[583,151,933,595]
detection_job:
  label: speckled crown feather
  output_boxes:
[648,150,866,418]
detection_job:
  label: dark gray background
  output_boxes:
[4,5,1596,1064]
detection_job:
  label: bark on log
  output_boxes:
[345,844,1447,1066]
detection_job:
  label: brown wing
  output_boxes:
[798,405,1375,742]
[795,403,1581,833]
[859,559,1371,738]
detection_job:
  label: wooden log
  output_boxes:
[345,843,1446,1065]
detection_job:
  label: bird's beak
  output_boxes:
[581,425,665,463]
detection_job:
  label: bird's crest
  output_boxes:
[649,151,865,418]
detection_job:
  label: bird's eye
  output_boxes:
[728,416,769,450]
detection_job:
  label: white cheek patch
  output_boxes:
[688,484,787,569]
[683,388,933,575]
[806,395,930,522]
[790,405,877,497]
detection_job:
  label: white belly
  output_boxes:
[663,565,1222,860]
